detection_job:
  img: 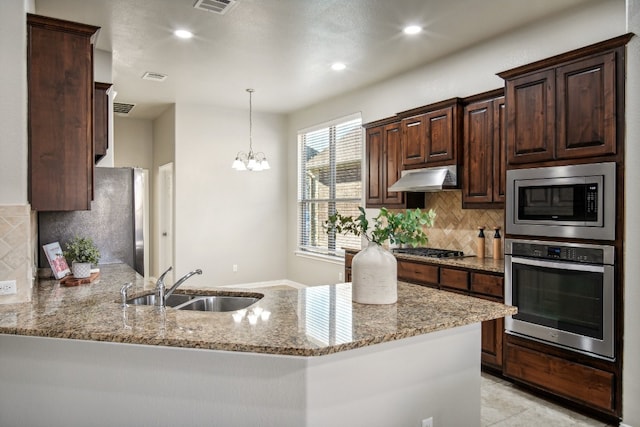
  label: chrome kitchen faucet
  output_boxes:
[155,266,203,308]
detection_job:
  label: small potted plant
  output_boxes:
[326,207,436,304]
[63,236,101,279]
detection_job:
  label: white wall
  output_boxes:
[286,0,626,286]
[113,116,154,280]
[173,103,287,287]
[0,0,29,204]
[151,106,176,279]
[113,117,154,170]
[624,1,640,425]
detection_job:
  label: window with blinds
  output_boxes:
[298,114,362,257]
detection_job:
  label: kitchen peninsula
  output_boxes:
[0,264,515,427]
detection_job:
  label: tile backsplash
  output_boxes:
[0,205,33,304]
[422,191,504,258]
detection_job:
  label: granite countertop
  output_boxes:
[0,264,516,356]
[345,248,505,274]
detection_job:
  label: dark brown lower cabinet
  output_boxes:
[478,296,504,370]
[481,318,503,369]
[344,253,353,282]
[397,259,439,287]
[504,334,619,419]
[440,267,469,292]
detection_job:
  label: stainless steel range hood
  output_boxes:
[388,165,458,192]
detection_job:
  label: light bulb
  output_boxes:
[403,25,422,35]
[174,29,193,39]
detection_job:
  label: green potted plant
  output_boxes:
[326,207,436,304]
[63,236,101,279]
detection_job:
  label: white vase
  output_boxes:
[351,241,398,304]
[72,262,91,279]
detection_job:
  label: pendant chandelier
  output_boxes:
[232,88,270,171]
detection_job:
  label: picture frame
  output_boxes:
[42,242,70,279]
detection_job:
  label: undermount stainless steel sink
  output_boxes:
[175,296,261,312]
[125,293,261,312]
[126,293,192,307]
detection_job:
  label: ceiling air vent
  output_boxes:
[114,102,135,115]
[142,71,168,82]
[193,0,237,15]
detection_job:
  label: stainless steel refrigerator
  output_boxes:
[38,167,148,276]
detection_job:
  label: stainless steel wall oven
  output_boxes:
[506,162,616,240]
[505,238,615,360]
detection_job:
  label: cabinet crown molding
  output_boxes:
[27,13,100,42]
[497,33,634,79]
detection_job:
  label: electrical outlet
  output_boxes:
[232,264,238,273]
[421,417,433,427]
[0,280,17,296]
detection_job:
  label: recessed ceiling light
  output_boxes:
[331,62,346,71]
[174,29,194,39]
[403,25,422,35]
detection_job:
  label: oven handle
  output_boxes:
[509,256,605,273]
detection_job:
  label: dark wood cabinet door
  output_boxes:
[492,97,506,203]
[94,82,112,163]
[481,316,504,369]
[424,106,456,164]
[400,115,426,166]
[505,69,555,165]
[382,123,404,205]
[27,14,99,211]
[462,94,505,208]
[556,52,616,159]
[366,123,404,208]
[473,275,504,369]
[366,126,384,206]
[463,100,494,205]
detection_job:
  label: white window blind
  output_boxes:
[298,115,363,257]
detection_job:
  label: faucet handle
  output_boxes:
[120,282,133,307]
[156,266,173,287]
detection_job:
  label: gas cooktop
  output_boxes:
[392,247,465,258]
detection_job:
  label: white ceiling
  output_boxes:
[34,0,594,119]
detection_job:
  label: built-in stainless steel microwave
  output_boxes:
[506,162,616,240]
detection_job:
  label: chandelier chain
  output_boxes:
[248,88,253,153]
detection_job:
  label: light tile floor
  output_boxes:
[481,372,617,426]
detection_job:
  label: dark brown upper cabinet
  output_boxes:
[556,53,616,159]
[365,121,405,208]
[462,90,505,208]
[503,69,555,164]
[399,98,463,169]
[499,33,633,167]
[28,14,100,211]
[94,82,113,164]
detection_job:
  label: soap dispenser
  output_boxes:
[493,227,502,260]
[477,227,485,259]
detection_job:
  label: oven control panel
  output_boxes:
[506,239,614,265]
